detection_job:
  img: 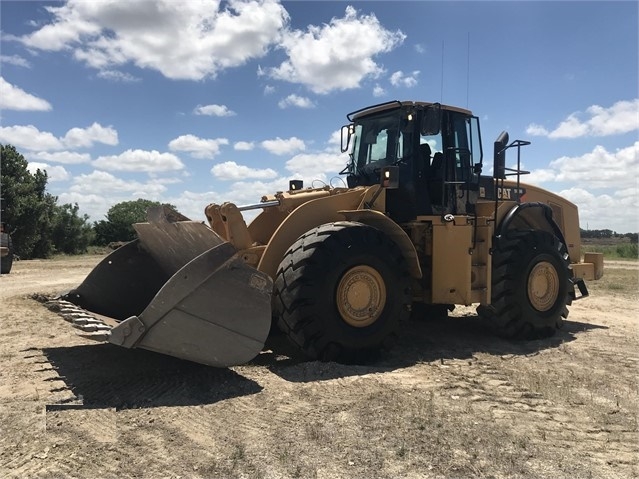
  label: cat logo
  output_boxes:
[497,187,512,200]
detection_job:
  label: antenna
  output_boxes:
[440,40,444,103]
[466,32,470,108]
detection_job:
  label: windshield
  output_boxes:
[348,111,405,172]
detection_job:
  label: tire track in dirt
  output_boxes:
[437,357,638,476]
[2,258,638,478]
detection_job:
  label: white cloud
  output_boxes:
[0,125,63,150]
[224,178,290,206]
[389,70,419,88]
[29,151,91,164]
[168,134,229,159]
[327,129,344,149]
[525,123,550,136]
[268,6,405,94]
[194,104,236,117]
[167,190,224,222]
[18,0,289,81]
[285,152,349,183]
[373,84,386,97]
[234,141,255,151]
[63,122,118,148]
[585,100,639,136]
[558,187,639,233]
[525,142,639,232]
[0,123,118,151]
[261,136,306,155]
[211,161,278,180]
[264,85,275,95]
[58,170,171,220]
[528,143,638,190]
[0,77,52,111]
[280,130,349,183]
[278,94,315,109]
[548,114,590,139]
[1,54,31,68]
[97,69,141,82]
[93,149,184,172]
[26,162,70,182]
[527,99,639,139]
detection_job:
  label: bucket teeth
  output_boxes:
[72,323,111,332]
[44,298,113,342]
[70,317,104,326]
[61,313,96,323]
[77,331,111,342]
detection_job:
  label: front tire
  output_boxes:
[479,230,572,339]
[274,222,411,361]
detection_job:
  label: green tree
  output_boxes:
[94,199,177,245]
[1,144,58,258]
[52,203,95,254]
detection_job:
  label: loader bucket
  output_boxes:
[51,212,273,368]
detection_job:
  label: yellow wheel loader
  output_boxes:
[47,101,604,367]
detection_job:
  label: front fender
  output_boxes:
[257,188,368,279]
[339,209,422,279]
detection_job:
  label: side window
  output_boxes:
[356,118,402,168]
[451,114,471,181]
[467,116,482,168]
[368,129,388,163]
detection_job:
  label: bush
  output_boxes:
[616,243,638,259]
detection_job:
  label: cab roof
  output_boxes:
[348,100,473,121]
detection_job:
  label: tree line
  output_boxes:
[2,143,637,260]
[580,228,638,243]
[1,144,178,259]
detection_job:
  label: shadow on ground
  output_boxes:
[40,343,262,410]
[258,312,608,383]
[39,313,608,397]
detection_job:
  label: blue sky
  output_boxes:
[1,0,637,232]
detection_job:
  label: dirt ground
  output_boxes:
[0,255,637,478]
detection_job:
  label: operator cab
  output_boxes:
[341,101,483,222]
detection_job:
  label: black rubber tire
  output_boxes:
[0,234,13,274]
[478,230,572,339]
[274,222,411,362]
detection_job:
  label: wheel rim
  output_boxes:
[336,265,386,328]
[527,261,560,312]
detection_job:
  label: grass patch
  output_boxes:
[586,263,638,300]
[582,236,638,260]
[583,243,638,260]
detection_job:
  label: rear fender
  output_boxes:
[496,202,566,247]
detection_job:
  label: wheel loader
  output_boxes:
[0,225,13,274]
[1,199,14,274]
[46,100,604,367]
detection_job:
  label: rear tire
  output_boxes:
[274,222,411,362]
[478,230,572,339]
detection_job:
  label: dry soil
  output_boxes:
[0,255,637,478]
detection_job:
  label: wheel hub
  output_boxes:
[527,261,559,312]
[336,265,386,328]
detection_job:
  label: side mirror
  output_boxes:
[493,131,509,179]
[340,124,352,153]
